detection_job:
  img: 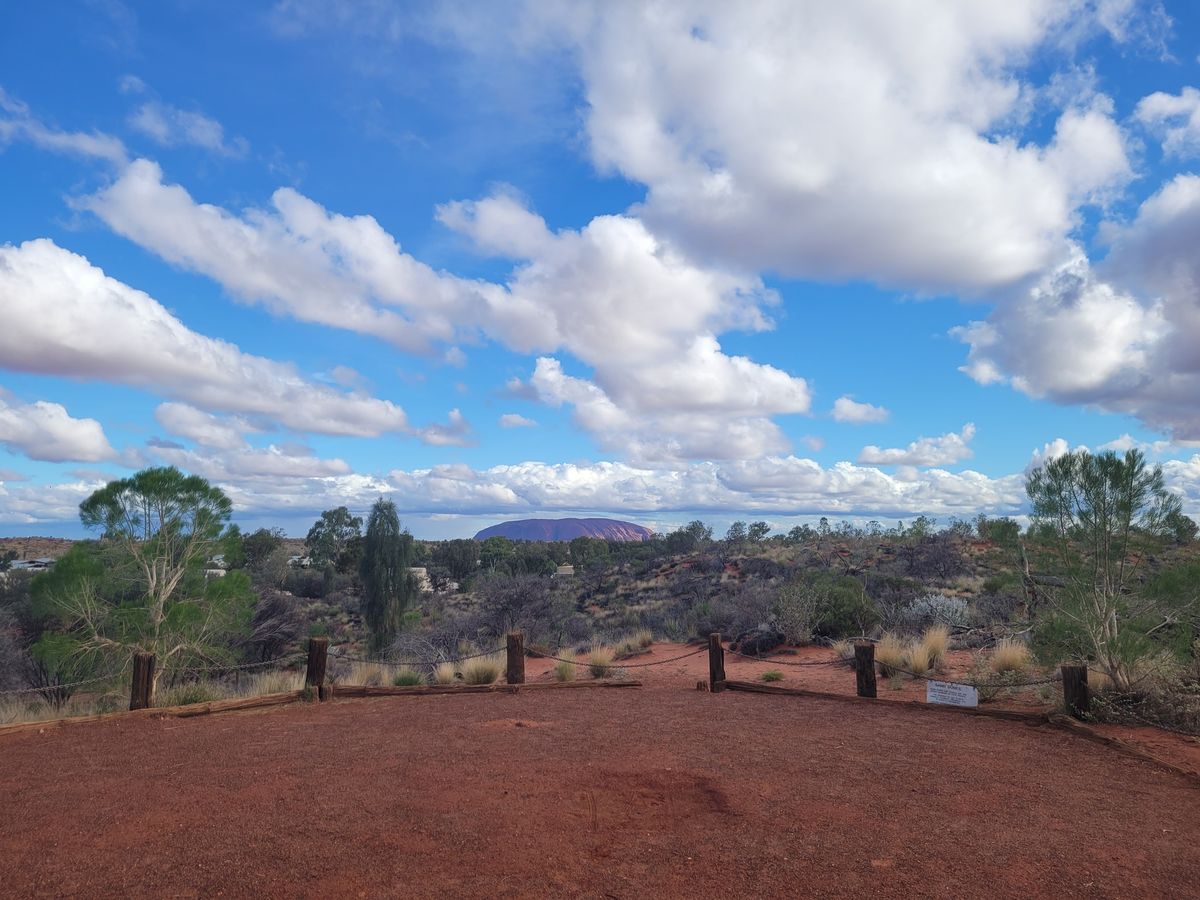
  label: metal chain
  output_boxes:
[537,646,707,668]
[0,671,126,696]
[725,647,843,667]
[874,658,1061,688]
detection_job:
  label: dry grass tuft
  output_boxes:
[831,639,855,667]
[240,669,303,696]
[876,633,905,678]
[433,662,457,685]
[905,640,932,676]
[588,645,615,678]
[553,649,577,682]
[920,625,951,669]
[990,639,1031,675]
[461,653,504,685]
[346,661,385,687]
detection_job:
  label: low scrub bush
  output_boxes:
[392,667,424,687]
[588,645,615,678]
[876,633,905,678]
[895,593,969,629]
[990,639,1031,674]
[433,661,457,685]
[461,653,504,685]
[761,670,783,683]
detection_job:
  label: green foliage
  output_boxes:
[433,539,478,584]
[810,573,879,638]
[725,521,747,546]
[359,498,417,652]
[305,506,363,572]
[1164,509,1199,545]
[37,469,253,696]
[747,521,771,543]
[1026,448,1189,690]
[391,667,424,687]
[242,527,285,570]
[761,670,783,682]
[0,549,16,572]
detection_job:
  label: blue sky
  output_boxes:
[2,1,1200,538]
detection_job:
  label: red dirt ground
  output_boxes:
[2,665,1198,898]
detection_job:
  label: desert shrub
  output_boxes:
[588,645,615,678]
[631,628,653,649]
[392,667,424,687]
[895,593,969,629]
[1091,681,1200,735]
[981,572,1023,596]
[876,633,905,678]
[244,589,304,662]
[461,653,503,685]
[772,580,817,644]
[761,670,783,682]
[990,639,1031,674]
[157,681,229,707]
[970,592,1020,627]
[920,625,950,669]
[431,662,457,684]
[812,575,880,638]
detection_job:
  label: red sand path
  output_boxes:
[2,675,1198,898]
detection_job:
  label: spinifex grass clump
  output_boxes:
[831,639,855,667]
[392,667,424,687]
[920,625,950,669]
[761,670,784,682]
[876,633,905,678]
[990,639,1031,674]
[433,662,457,685]
[554,649,577,682]
[461,653,504,685]
[588,645,615,678]
[905,640,932,677]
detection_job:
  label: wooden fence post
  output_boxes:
[306,637,329,699]
[708,633,726,693]
[1061,664,1089,719]
[854,642,877,699]
[506,631,525,685]
[129,651,155,710]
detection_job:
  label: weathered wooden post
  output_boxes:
[506,631,525,685]
[854,642,877,699]
[708,632,726,693]
[1061,664,1089,719]
[305,637,329,700]
[129,651,155,710]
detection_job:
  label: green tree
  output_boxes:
[747,521,772,543]
[38,467,253,696]
[359,499,417,652]
[305,506,363,572]
[242,527,285,570]
[1026,449,1191,690]
[725,521,747,547]
[434,538,478,585]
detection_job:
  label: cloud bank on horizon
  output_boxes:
[2,0,1200,537]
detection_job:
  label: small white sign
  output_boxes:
[926,680,978,708]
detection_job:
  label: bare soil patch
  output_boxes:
[1,678,1198,898]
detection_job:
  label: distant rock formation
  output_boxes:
[474,517,653,542]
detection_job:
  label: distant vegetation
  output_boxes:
[1,450,1198,732]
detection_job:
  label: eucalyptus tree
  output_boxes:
[1025,449,1191,690]
[35,466,253,697]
